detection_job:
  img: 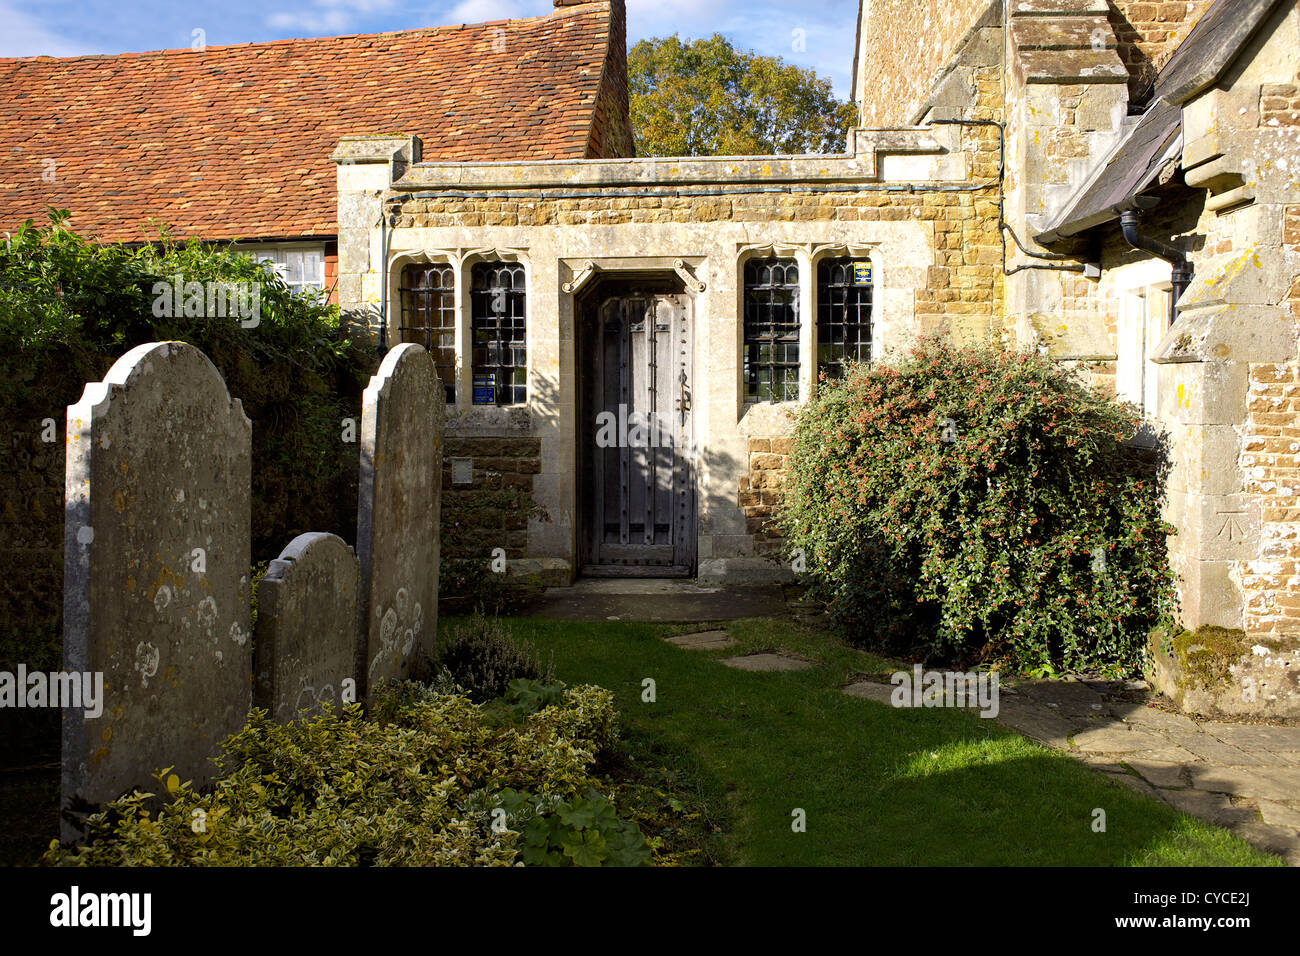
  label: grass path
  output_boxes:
[484,615,1281,866]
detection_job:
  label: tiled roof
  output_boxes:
[0,2,618,242]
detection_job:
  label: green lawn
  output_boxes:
[480,615,1282,867]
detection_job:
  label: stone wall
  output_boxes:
[738,438,791,558]
[335,130,997,582]
[441,437,541,561]
[854,0,997,125]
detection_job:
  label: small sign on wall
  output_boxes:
[853,262,873,286]
[473,373,496,405]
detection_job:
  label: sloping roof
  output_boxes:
[1036,0,1287,244]
[0,2,618,242]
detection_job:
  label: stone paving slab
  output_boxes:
[666,629,736,650]
[844,681,895,704]
[1158,789,1258,828]
[1202,724,1300,751]
[1126,759,1189,789]
[1073,727,1169,753]
[1258,800,1300,829]
[720,653,814,672]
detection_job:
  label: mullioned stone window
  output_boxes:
[743,257,800,403]
[398,263,457,403]
[470,261,527,405]
[816,257,873,380]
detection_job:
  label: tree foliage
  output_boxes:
[629,34,857,157]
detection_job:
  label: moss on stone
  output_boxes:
[1171,625,1248,691]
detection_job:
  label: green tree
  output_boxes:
[629,34,857,157]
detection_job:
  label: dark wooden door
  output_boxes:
[583,292,695,574]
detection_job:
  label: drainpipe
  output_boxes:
[376,203,395,357]
[1119,209,1193,322]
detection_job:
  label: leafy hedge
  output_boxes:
[0,211,377,570]
[44,680,650,867]
[779,339,1176,677]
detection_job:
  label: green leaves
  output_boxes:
[780,340,1176,676]
[518,789,652,868]
[629,34,857,157]
[43,684,631,867]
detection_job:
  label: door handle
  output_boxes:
[679,369,691,424]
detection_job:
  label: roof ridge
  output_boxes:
[0,6,592,66]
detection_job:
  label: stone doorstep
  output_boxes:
[992,702,1079,749]
[1002,679,1106,706]
[719,653,814,672]
[665,629,736,650]
[1159,727,1290,767]
[1124,757,1191,789]
[1099,771,1158,797]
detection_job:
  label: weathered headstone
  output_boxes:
[63,342,252,835]
[254,532,361,721]
[356,344,443,700]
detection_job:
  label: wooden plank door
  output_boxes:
[587,292,695,573]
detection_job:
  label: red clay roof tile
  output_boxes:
[0,2,615,242]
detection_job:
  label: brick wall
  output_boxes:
[1241,362,1300,639]
[324,239,339,305]
[585,0,634,158]
[1109,1,1216,101]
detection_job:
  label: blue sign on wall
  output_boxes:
[853,262,873,286]
[473,373,496,405]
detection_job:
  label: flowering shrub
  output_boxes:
[779,339,1176,676]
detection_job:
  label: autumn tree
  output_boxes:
[629,34,857,157]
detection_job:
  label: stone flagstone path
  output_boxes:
[846,676,1300,865]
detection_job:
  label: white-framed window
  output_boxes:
[242,244,326,295]
[1115,272,1172,418]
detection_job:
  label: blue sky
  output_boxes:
[0,0,860,98]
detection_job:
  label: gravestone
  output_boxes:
[254,532,361,722]
[63,342,251,835]
[356,344,443,700]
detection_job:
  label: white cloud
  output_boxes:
[441,0,533,26]
[266,0,397,35]
[0,1,95,57]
